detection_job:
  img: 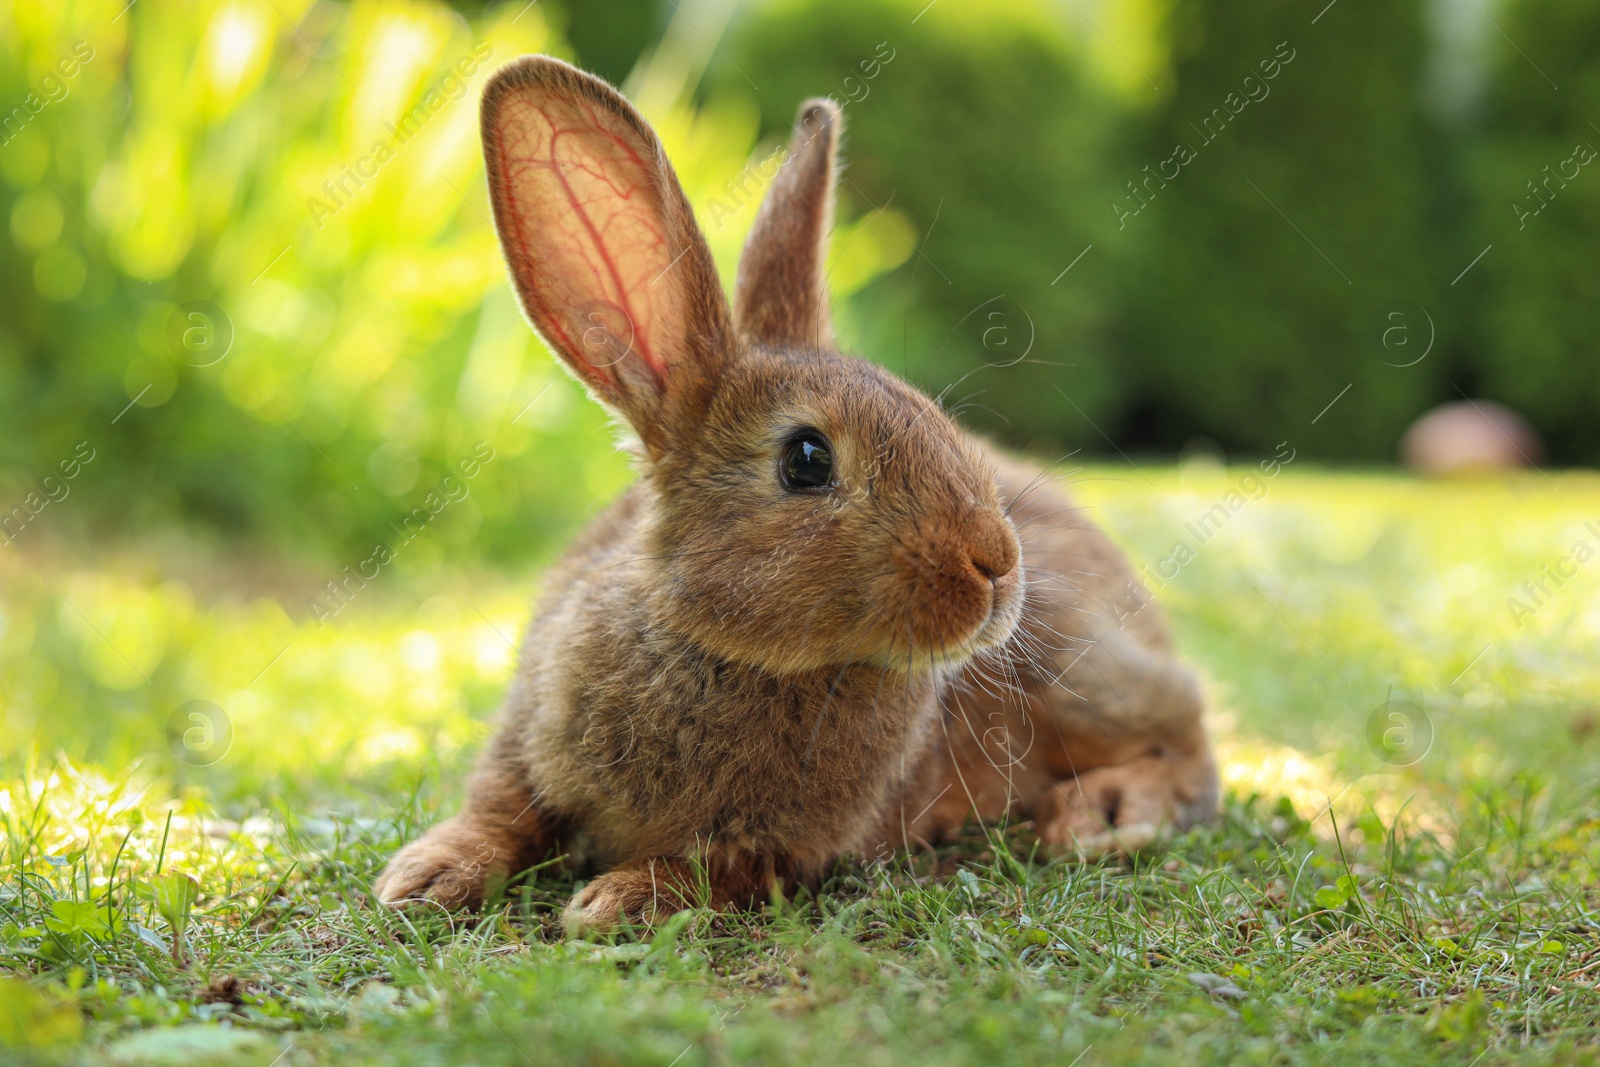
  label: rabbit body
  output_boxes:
[374,56,1217,931]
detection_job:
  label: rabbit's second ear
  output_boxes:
[481,57,731,452]
[732,100,844,350]
[735,99,841,349]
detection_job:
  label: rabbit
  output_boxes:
[374,55,1218,934]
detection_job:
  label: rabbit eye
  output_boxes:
[780,431,835,491]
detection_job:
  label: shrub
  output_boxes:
[1119,0,1448,460]
[1465,0,1600,462]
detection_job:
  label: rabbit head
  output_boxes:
[481,57,1022,675]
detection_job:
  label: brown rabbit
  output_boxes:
[374,56,1218,933]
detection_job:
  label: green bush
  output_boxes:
[0,0,625,567]
[1465,0,1600,461]
[1120,0,1449,459]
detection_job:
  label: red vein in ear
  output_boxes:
[546,119,662,386]
[492,116,598,385]
[492,94,674,392]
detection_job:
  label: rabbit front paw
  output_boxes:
[563,858,698,937]
[374,819,510,910]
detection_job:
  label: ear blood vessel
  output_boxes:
[374,56,1218,934]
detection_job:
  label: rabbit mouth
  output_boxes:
[871,572,1024,672]
[947,591,1025,661]
[873,617,1017,672]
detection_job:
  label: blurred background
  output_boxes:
[2,0,1597,791]
[6,0,1597,564]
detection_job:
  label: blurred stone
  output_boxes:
[1571,711,1597,742]
[1400,400,1543,477]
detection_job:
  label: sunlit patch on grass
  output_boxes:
[1214,728,1337,822]
[0,760,274,895]
[1212,725,1467,851]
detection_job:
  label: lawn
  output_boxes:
[3,466,1599,1065]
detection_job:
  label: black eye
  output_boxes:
[780,431,835,491]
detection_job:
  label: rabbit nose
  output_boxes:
[968,550,1000,582]
[967,523,1019,584]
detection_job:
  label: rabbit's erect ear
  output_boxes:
[481,57,731,451]
[735,98,841,349]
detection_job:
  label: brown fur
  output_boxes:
[374,57,1218,932]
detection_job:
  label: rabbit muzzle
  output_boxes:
[878,503,1023,667]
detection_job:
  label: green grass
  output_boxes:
[3,466,1600,1065]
